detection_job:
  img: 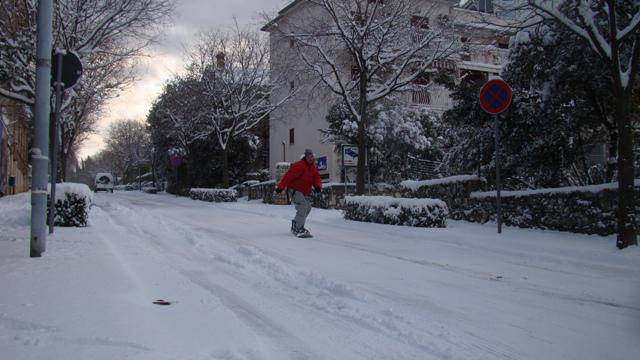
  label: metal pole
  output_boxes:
[48,51,64,234]
[30,0,53,257]
[494,115,502,234]
[282,141,285,162]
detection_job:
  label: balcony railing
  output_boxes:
[402,85,453,111]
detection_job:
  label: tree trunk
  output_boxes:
[59,148,67,182]
[607,130,618,182]
[222,145,230,188]
[356,70,368,195]
[615,92,638,249]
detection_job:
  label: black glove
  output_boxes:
[313,186,321,194]
[275,187,283,194]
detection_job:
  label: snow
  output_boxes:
[472,179,640,198]
[189,188,237,195]
[400,174,485,191]
[47,182,93,203]
[250,179,276,187]
[1,191,639,360]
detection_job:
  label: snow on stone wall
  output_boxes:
[344,196,448,228]
[400,175,485,191]
[399,175,486,219]
[462,181,640,236]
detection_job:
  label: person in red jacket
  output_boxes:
[276,148,322,237]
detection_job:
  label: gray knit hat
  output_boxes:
[303,148,314,157]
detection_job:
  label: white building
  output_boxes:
[262,0,511,183]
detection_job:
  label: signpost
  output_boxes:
[48,49,83,234]
[341,145,359,195]
[479,78,512,234]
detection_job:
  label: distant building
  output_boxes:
[0,98,31,195]
[262,0,511,182]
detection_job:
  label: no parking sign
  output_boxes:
[479,78,512,115]
[479,78,512,234]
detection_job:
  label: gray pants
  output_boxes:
[290,189,311,229]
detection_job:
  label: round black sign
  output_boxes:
[51,51,83,90]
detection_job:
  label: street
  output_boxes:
[1,191,638,360]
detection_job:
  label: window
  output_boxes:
[289,128,295,145]
[410,16,429,30]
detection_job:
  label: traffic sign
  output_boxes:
[51,50,83,90]
[170,155,183,167]
[479,78,512,115]
[342,145,358,167]
[316,156,327,171]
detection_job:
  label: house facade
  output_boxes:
[262,0,510,183]
[0,98,31,195]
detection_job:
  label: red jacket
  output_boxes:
[277,159,322,196]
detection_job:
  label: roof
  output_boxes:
[261,1,464,32]
[261,0,304,32]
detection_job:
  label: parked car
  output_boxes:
[95,173,114,193]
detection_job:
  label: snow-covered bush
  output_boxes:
[344,196,448,228]
[114,184,135,191]
[142,187,158,194]
[47,183,93,227]
[189,188,238,203]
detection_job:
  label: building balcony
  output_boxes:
[401,85,453,112]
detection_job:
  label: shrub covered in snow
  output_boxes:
[189,188,238,203]
[47,183,93,227]
[344,196,448,228]
[142,187,158,194]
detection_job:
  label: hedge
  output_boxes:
[344,196,448,228]
[189,188,238,202]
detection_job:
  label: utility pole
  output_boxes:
[30,0,53,257]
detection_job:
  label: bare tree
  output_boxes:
[104,119,152,183]
[266,0,458,194]
[187,27,293,187]
[58,53,136,181]
[0,0,174,106]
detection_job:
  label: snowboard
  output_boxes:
[296,232,313,238]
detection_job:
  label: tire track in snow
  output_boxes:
[96,195,322,360]
[103,194,510,360]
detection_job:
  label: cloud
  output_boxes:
[79,0,287,159]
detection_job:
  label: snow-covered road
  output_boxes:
[1,191,638,360]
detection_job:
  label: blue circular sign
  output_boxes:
[479,79,512,114]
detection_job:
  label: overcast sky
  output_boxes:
[79,0,289,159]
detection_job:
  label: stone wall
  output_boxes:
[399,175,487,219]
[248,180,276,203]
[463,182,640,236]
